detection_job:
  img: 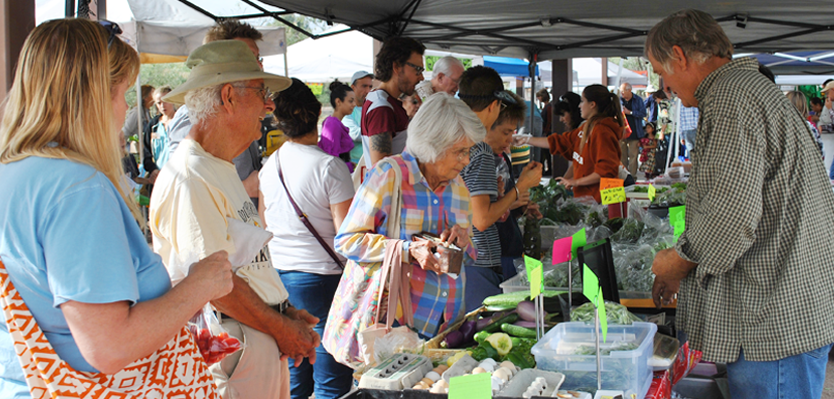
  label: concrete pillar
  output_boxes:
[0,0,35,103]
[549,58,572,178]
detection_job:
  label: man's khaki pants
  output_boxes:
[620,139,640,177]
[209,319,290,399]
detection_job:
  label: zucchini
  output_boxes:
[482,313,518,333]
[501,323,538,338]
[482,291,531,308]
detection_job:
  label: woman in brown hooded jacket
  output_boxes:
[524,84,624,202]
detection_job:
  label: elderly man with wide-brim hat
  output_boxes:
[150,40,320,399]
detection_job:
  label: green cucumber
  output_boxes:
[501,323,538,338]
[482,313,518,333]
[474,330,491,344]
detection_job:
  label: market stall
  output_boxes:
[343,168,727,399]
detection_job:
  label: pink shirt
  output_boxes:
[319,116,354,160]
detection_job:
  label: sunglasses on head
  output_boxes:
[458,90,518,107]
[98,20,123,48]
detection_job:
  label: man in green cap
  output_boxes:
[150,40,317,399]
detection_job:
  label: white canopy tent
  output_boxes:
[121,0,287,62]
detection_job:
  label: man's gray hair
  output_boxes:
[433,56,464,77]
[645,9,733,74]
[407,93,485,164]
[184,82,246,125]
[620,82,632,91]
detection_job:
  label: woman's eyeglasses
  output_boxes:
[98,20,123,48]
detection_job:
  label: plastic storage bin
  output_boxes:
[531,322,657,398]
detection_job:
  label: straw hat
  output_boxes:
[163,40,291,105]
[822,81,834,93]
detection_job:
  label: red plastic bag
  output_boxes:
[188,304,242,365]
[671,341,703,386]
[645,370,671,399]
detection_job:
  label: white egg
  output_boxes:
[435,379,449,388]
[429,385,446,394]
[481,358,497,366]
[425,371,440,382]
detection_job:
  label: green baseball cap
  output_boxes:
[163,40,291,105]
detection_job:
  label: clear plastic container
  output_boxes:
[531,322,657,398]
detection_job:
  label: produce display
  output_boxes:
[519,181,681,293]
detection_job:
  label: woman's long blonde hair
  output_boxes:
[0,18,142,222]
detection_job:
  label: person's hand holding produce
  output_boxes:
[409,239,442,274]
[525,202,543,219]
[512,134,532,146]
[516,161,543,192]
[510,190,530,210]
[554,176,576,190]
[185,250,234,301]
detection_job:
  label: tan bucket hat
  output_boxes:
[163,40,291,105]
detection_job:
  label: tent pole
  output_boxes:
[529,52,537,166]
[284,49,289,77]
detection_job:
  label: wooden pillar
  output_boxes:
[600,57,608,87]
[0,0,35,104]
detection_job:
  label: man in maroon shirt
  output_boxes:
[360,37,426,168]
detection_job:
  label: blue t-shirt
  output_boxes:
[0,156,171,398]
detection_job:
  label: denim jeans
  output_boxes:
[682,129,697,159]
[277,270,354,399]
[726,344,832,399]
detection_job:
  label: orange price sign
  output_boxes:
[599,178,624,191]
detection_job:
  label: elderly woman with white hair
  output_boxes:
[332,93,484,339]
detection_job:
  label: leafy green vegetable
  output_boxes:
[611,219,644,244]
[572,342,639,355]
[469,340,498,362]
[570,301,642,325]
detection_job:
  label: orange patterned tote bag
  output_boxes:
[0,262,218,399]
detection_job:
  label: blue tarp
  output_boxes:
[483,55,540,77]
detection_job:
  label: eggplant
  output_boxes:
[459,320,477,343]
[475,311,507,332]
[517,300,543,322]
[513,320,538,329]
[443,330,464,348]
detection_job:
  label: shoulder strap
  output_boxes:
[277,152,345,269]
[377,157,403,236]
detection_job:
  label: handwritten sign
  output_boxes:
[552,236,573,265]
[449,373,492,399]
[601,187,626,205]
[599,178,624,191]
[524,255,544,298]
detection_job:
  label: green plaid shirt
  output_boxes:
[675,57,834,363]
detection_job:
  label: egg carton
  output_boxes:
[441,354,479,382]
[497,369,566,398]
[358,353,432,391]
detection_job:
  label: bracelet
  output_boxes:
[514,186,520,200]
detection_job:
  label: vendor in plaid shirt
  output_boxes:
[646,9,834,399]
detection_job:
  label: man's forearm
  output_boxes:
[211,274,286,337]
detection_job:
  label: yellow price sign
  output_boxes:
[648,184,657,201]
[601,187,626,205]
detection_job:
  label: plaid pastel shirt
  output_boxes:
[335,150,477,338]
